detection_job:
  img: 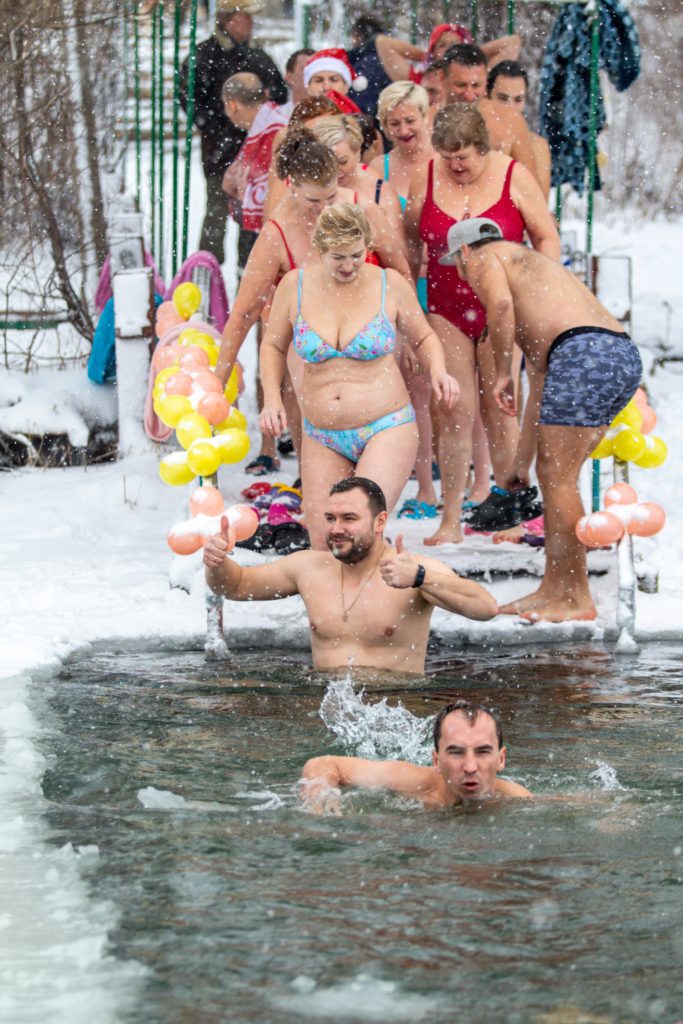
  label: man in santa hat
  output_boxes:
[303,48,368,114]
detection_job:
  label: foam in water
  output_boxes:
[590,760,626,791]
[272,972,438,1020]
[319,676,432,763]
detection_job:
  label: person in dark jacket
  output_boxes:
[180,0,287,264]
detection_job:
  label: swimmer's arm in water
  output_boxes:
[390,271,459,408]
[259,271,296,437]
[204,519,305,601]
[495,777,533,798]
[379,537,498,620]
[300,755,436,813]
[215,221,287,386]
[466,253,518,417]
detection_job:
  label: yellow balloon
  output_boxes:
[159,453,196,486]
[612,427,646,462]
[215,407,247,432]
[216,427,251,464]
[633,435,668,469]
[224,368,239,404]
[204,343,219,367]
[154,366,179,388]
[187,439,222,477]
[173,282,202,319]
[176,412,212,450]
[156,394,193,428]
[590,433,615,460]
[612,402,643,432]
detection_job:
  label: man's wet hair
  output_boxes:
[352,14,385,44]
[433,701,504,750]
[442,43,487,69]
[487,60,528,96]
[286,47,314,74]
[329,477,387,517]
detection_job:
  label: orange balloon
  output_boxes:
[152,342,183,372]
[575,511,625,548]
[633,387,648,408]
[189,485,225,518]
[198,392,231,425]
[193,370,223,394]
[640,405,657,434]
[626,502,666,537]
[604,482,638,508]
[165,371,193,397]
[178,348,211,372]
[227,504,259,541]
[167,530,203,555]
[156,301,185,331]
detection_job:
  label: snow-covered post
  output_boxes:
[614,458,637,651]
[112,267,154,457]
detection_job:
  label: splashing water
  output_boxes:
[319,676,433,763]
[589,760,627,791]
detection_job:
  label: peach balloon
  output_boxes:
[178,348,211,372]
[153,342,183,372]
[640,405,657,434]
[189,485,225,518]
[226,504,259,541]
[575,511,625,548]
[626,502,666,538]
[165,371,193,397]
[167,530,203,555]
[633,387,648,408]
[604,482,638,508]
[193,371,223,394]
[198,392,231,425]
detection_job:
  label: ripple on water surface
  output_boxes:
[32,643,683,1024]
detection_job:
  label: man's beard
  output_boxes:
[326,531,375,565]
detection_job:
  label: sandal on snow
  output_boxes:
[241,481,272,500]
[245,455,280,476]
[398,499,438,520]
[235,522,275,552]
[466,486,543,533]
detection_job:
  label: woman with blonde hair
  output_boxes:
[259,203,458,549]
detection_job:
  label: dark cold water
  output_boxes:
[36,643,683,1024]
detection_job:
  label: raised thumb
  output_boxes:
[221,514,230,538]
[395,534,404,553]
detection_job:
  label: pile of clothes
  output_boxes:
[236,482,310,555]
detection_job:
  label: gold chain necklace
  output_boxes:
[340,546,386,622]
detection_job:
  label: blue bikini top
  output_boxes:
[384,153,408,215]
[293,269,396,364]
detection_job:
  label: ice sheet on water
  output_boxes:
[320,676,432,763]
[137,786,239,813]
[272,972,438,1021]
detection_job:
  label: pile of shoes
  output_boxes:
[236,482,310,555]
[465,485,543,533]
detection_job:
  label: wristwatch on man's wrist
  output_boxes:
[412,564,426,588]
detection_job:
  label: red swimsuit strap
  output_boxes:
[269,218,296,270]
[502,159,516,196]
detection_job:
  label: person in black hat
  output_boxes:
[180,0,286,265]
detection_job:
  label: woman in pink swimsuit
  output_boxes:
[405,104,560,545]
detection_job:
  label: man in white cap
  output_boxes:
[440,218,642,623]
[180,0,287,266]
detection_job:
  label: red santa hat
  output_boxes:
[303,48,368,92]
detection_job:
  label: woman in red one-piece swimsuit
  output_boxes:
[405,104,560,545]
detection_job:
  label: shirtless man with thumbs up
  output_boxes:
[204,476,497,673]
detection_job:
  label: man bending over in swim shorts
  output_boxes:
[300,700,531,812]
[204,476,497,674]
[440,218,642,623]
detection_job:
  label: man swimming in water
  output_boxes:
[300,700,531,812]
[204,477,497,673]
[441,218,642,623]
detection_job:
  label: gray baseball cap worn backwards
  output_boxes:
[438,217,504,265]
